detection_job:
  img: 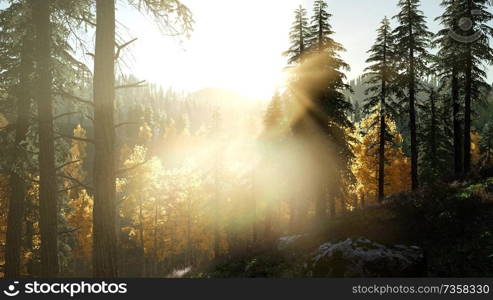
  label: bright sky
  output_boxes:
[117,0,446,100]
[1,0,487,100]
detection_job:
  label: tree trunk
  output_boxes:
[408,16,419,190]
[32,0,59,277]
[464,50,472,175]
[430,90,437,167]
[5,31,33,278]
[452,69,463,177]
[378,34,387,202]
[92,0,118,277]
[378,104,386,201]
[463,0,474,175]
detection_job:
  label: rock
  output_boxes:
[277,235,306,251]
[277,234,321,254]
[310,238,424,277]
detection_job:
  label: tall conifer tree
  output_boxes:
[435,0,464,178]
[393,0,432,190]
[362,17,396,202]
[456,0,493,174]
[294,0,353,220]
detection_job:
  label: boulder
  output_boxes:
[277,234,320,254]
[310,238,424,277]
[277,235,306,251]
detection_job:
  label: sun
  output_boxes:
[123,0,298,102]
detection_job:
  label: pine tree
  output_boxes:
[362,17,396,202]
[435,0,464,178]
[0,2,34,278]
[1,0,94,277]
[290,0,353,221]
[455,0,493,174]
[92,0,193,277]
[284,5,310,65]
[392,0,433,190]
[32,0,60,277]
[417,79,453,184]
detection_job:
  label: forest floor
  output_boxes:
[197,175,493,278]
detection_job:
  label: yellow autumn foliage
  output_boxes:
[65,125,93,265]
[352,113,411,205]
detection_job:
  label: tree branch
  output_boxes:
[84,114,94,122]
[54,111,80,121]
[115,38,138,60]
[54,131,95,144]
[115,121,139,129]
[56,160,81,171]
[57,174,93,191]
[58,227,81,235]
[58,90,94,107]
[116,159,150,177]
[115,80,147,90]
[57,184,81,194]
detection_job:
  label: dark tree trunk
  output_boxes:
[452,69,463,177]
[378,33,387,202]
[463,0,473,175]
[32,0,59,277]
[92,0,118,277]
[409,75,418,190]
[298,13,304,56]
[378,100,386,202]
[5,32,33,278]
[430,90,437,167]
[408,13,419,190]
[464,52,472,175]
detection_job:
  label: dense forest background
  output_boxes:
[0,0,493,278]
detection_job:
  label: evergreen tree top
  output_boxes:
[284,5,310,65]
[393,0,432,53]
[307,0,345,57]
[392,0,433,92]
